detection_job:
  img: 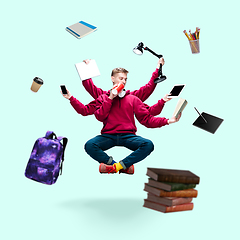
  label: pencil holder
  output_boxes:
[189,39,200,54]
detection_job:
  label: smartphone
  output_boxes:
[60,85,67,95]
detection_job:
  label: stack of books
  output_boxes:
[143,168,200,213]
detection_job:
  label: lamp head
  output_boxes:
[133,42,144,55]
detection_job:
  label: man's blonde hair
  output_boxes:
[111,68,129,76]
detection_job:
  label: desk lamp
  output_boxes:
[133,42,167,83]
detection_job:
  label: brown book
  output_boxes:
[146,168,200,184]
[147,192,193,206]
[144,183,198,198]
[147,178,196,192]
[143,199,194,213]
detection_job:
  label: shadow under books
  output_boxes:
[59,198,144,219]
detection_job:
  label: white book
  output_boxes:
[75,59,100,80]
[173,98,188,118]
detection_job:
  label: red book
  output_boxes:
[144,183,198,198]
[147,192,193,206]
[143,199,194,213]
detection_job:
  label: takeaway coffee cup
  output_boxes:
[112,83,124,95]
[31,77,44,92]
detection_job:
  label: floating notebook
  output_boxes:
[193,111,224,134]
[66,21,97,39]
[75,59,100,81]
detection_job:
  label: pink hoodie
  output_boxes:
[69,68,164,117]
[95,93,169,135]
[69,95,166,117]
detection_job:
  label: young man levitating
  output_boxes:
[84,67,181,174]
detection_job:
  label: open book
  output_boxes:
[173,98,188,118]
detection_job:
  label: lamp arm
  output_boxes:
[144,46,163,59]
[158,63,163,76]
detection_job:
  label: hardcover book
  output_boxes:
[144,183,198,198]
[147,192,193,206]
[66,21,97,39]
[143,199,194,213]
[146,168,200,184]
[173,98,188,118]
[147,178,196,192]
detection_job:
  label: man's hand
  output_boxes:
[83,59,91,64]
[108,84,118,100]
[157,57,165,69]
[168,112,182,124]
[61,89,72,100]
[163,94,171,102]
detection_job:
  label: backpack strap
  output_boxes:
[57,136,68,175]
[45,131,57,139]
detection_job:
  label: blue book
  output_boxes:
[66,21,97,39]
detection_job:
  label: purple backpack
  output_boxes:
[25,131,68,185]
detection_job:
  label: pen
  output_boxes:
[194,107,207,123]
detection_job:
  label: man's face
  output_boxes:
[111,73,127,87]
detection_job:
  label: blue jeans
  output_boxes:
[84,134,154,169]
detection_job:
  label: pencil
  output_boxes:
[197,28,200,38]
[188,30,193,40]
[183,30,191,40]
[195,27,198,39]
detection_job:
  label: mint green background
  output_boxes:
[1,0,239,239]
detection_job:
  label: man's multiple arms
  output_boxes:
[82,58,165,102]
[94,93,181,128]
[145,94,171,116]
[61,59,181,124]
[61,88,96,116]
[94,96,112,122]
[70,97,96,116]
[129,58,164,102]
[61,87,170,117]
[81,59,107,99]
[134,97,181,128]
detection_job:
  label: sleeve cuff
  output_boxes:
[82,78,92,82]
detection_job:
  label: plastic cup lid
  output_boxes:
[33,77,44,85]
